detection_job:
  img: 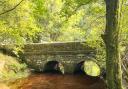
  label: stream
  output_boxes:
[1,73,106,89]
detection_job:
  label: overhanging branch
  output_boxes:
[0,0,24,16]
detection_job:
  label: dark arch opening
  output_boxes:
[74,61,85,74]
[43,61,64,74]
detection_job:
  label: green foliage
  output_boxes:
[77,0,97,4]
[0,0,106,43]
[0,53,29,81]
[0,0,41,44]
[84,60,101,76]
[121,1,128,45]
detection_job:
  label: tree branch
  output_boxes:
[65,4,86,22]
[0,0,24,16]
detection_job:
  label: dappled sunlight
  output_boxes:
[84,60,101,77]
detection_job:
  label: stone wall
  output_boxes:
[23,42,96,73]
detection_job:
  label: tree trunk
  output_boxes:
[102,0,123,89]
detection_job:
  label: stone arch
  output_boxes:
[79,60,101,77]
[74,60,101,75]
[74,61,85,74]
[43,61,64,74]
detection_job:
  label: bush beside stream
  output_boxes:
[0,53,29,82]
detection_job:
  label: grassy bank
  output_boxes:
[0,53,29,82]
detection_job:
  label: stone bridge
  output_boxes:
[0,42,97,74]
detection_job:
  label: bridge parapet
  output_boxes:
[24,42,96,54]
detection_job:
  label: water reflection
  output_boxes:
[8,73,106,89]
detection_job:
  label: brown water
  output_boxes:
[2,74,106,89]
